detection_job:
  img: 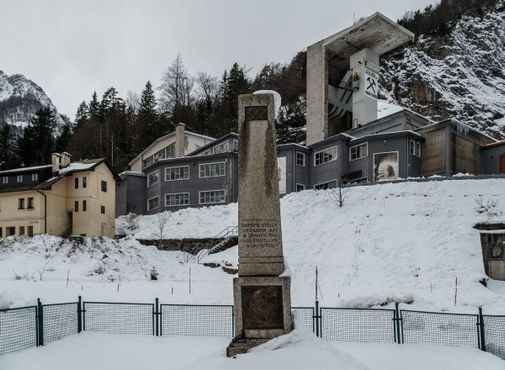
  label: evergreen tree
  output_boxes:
[18,107,56,166]
[0,125,19,170]
[137,81,159,151]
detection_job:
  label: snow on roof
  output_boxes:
[58,159,102,175]
[0,164,52,175]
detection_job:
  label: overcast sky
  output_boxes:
[0,0,433,118]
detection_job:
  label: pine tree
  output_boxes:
[137,81,159,151]
[0,125,19,170]
[17,107,56,166]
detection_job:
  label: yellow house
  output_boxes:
[0,153,116,238]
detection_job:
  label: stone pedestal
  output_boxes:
[226,93,293,357]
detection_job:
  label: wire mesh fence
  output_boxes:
[42,303,79,344]
[0,306,37,356]
[320,307,396,343]
[400,310,479,347]
[83,302,154,335]
[483,315,505,360]
[2,297,505,360]
[160,304,233,337]
[292,307,315,333]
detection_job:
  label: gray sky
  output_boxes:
[0,0,432,118]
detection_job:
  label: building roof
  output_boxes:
[0,164,52,175]
[128,128,215,166]
[416,118,497,143]
[350,130,424,143]
[188,133,238,156]
[480,140,505,150]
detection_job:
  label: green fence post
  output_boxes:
[314,300,320,337]
[479,307,486,352]
[155,298,159,337]
[394,302,402,344]
[37,298,44,346]
[77,296,82,333]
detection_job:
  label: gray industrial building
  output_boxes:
[116,12,505,216]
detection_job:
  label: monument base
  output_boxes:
[226,275,293,357]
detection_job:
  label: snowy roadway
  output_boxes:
[1,330,503,370]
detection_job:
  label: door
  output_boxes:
[500,153,505,174]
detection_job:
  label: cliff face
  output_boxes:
[0,71,64,132]
[380,6,505,139]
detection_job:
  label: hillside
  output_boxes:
[1,178,505,313]
[0,70,65,133]
[381,5,505,139]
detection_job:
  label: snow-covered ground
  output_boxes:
[1,329,503,370]
[2,178,505,314]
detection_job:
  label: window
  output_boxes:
[296,183,306,192]
[82,200,87,212]
[0,227,2,238]
[147,170,160,187]
[75,178,79,189]
[296,152,306,167]
[27,197,34,209]
[165,192,190,206]
[314,181,337,190]
[409,140,421,157]
[101,205,105,214]
[83,177,87,188]
[16,175,23,183]
[143,143,176,168]
[199,190,226,204]
[27,226,33,237]
[165,166,190,181]
[101,180,107,192]
[231,139,239,152]
[2,176,7,184]
[349,142,368,161]
[314,146,337,166]
[19,226,25,236]
[74,201,79,212]
[199,162,226,178]
[18,198,25,209]
[147,196,160,210]
[7,226,15,236]
[31,173,38,181]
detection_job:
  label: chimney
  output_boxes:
[175,122,186,157]
[51,153,61,174]
[60,152,72,168]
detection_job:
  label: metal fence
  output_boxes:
[1,297,505,361]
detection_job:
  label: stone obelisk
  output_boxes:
[226,93,293,357]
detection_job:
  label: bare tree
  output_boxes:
[330,181,350,208]
[125,91,140,113]
[195,72,218,101]
[158,54,194,114]
[156,211,171,245]
[35,261,50,281]
[475,197,502,221]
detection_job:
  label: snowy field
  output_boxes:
[1,329,503,370]
[1,178,505,314]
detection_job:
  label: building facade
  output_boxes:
[0,153,116,238]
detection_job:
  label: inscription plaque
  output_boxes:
[245,105,268,121]
[241,286,284,330]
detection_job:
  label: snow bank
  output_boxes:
[3,178,505,312]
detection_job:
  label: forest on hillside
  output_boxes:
[0,0,501,174]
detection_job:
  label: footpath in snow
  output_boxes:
[1,178,505,313]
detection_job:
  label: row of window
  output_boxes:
[147,190,226,210]
[200,140,239,156]
[74,200,106,214]
[0,225,34,238]
[74,177,108,192]
[2,173,39,185]
[409,140,422,157]
[18,197,35,210]
[147,162,226,187]
[143,143,176,169]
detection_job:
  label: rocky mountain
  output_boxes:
[0,70,65,133]
[380,4,505,139]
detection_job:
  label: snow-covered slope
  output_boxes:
[2,178,505,313]
[381,7,505,139]
[0,70,65,131]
